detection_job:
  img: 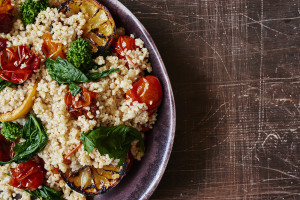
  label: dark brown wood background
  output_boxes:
[120,0,300,199]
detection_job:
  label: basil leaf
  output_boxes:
[86,68,119,82]
[80,125,144,166]
[69,83,81,96]
[0,77,15,92]
[86,62,104,71]
[45,57,89,84]
[26,185,63,200]
[46,57,118,83]
[0,114,48,165]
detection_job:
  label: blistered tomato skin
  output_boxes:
[126,75,163,115]
[42,32,66,60]
[0,44,41,84]
[9,160,44,191]
[0,14,13,34]
[0,133,12,162]
[65,87,98,119]
[114,35,137,60]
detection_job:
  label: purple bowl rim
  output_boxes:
[103,0,176,199]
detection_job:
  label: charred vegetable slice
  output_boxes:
[59,0,115,55]
[0,82,37,122]
[60,161,130,196]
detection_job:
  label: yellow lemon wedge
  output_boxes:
[0,82,38,122]
[59,0,116,55]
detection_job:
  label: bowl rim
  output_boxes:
[99,0,176,199]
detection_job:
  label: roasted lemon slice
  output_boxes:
[0,82,37,122]
[59,0,115,55]
[60,163,128,196]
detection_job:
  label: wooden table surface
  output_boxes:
[120,0,300,199]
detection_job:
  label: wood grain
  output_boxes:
[120,0,300,199]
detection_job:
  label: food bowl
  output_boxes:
[92,0,176,199]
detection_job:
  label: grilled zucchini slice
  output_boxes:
[59,0,115,55]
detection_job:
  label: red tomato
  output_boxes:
[42,32,66,60]
[65,87,98,119]
[0,14,13,33]
[126,75,163,114]
[0,43,41,84]
[9,160,44,191]
[0,133,13,162]
[114,35,137,62]
[0,38,7,50]
[0,0,14,15]
[0,0,14,33]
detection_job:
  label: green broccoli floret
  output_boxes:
[1,122,22,142]
[20,0,49,26]
[67,38,93,70]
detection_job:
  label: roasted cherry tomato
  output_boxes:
[0,38,7,50]
[42,32,66,60]
[0,40,41,84]
[65,87,98,119]
[0,133,13,162]
[126,75,163,115]
[0,14,13,33]
[9,160,45,191]
[0,0,14,33]
[0,0,14,14]
[114,35,137,62]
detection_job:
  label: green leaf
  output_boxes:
[86,68,119,82]
[45,57,89,84]
[69,83,81,96]
[26,185,63,200]
[0,114,48,165]
[0,77,15,92]
[80,125,144,166]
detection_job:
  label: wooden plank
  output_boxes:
[120,0,300,199]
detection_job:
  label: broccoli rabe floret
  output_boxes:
[67,38,93,71]
[1,122,22,142]
[20,0,49,26]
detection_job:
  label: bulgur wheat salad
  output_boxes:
[0,0,163,199]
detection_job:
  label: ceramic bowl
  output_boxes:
[93,0,176,200]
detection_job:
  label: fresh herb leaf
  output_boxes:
[0,77,15,92]
[45,57,89,84]
[86,68,119,82]
[88,62,105,71]
[46,57,119,90]
[0,114,48,166]
[6,171,10,176]
[80,125,144,166]
[69,83,81,96]
[26,185,63,200]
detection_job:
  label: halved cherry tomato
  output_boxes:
[42,32,66,60]
[0,133,12,161]
[126,75,163,115]
[0,41,41,84]
[0,0,14,33]
[64,87,98,119]
[0,14,13,33]
[114,35,137,64]
[9,160,44,191]
[0,0,14,14]
[0,38,7,50]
